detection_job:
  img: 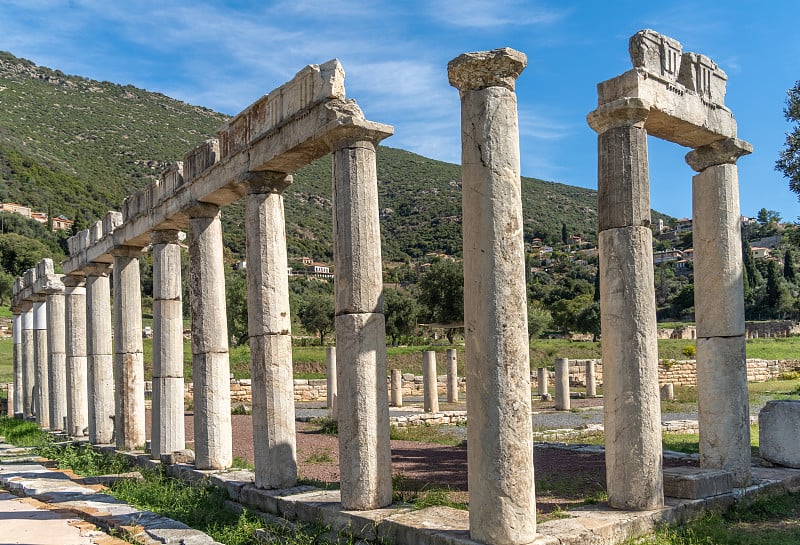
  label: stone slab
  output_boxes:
[663,467,733,499]
[759,400,800,468]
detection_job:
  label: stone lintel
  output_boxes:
[685,138,753,172]
[110,245,145,258]
[447,47,527,92]
[587,97,651,134]
[150,229,183,245]
[32,260,65,295]
[239,171,293,195]
[83,262,112,277]
[595,69,736,148]
[62,274,86,289]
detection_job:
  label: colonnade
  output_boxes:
[8,30,752,545]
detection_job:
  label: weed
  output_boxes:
[0,417,52,447]
[230,456,254,470]
[392,474,467,510]
[36,443,130,476]
[389,424,462,446]
[306,450,333,464]
[311,417,338,436]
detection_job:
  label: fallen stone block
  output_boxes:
[759,400,800,468]
[663,467,732,499]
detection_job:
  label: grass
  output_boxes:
[392,473,467,511]
[389,424,464,446]
[0,417,51,447]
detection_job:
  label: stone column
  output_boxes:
[537,367,548,397]
[64,275,88,437]
[242,172,297,488]
[586,360,597,397]
[12,310,23,418]
[326,347,337,419]
[446,348,458,403]
[21,307,34,419]
[687,138,753,487]
[588,98,663,510]
[33,299,49,428]
[150,230,186,459]
[390,369,403,407]
[555,358,570,411]
[660,383,674,401]
[188,203,232,470]
[46,283,67,431]
[85,264,115,444]
[448,48,536,544]
[331,128,392,510]
[423,351,439,413]
[112,246,146,451]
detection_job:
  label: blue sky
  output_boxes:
[1,1,798,222]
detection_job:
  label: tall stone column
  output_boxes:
[21,307,34,419]
[46,282,67,431]
[188,203,232,470]
[12,310,23,418]
[423,351,439,413]
[588,98,663,510]
[326,347,337,419]
[112,246,146,450]
[151,230,186,458]
[331,129,392,510]
[64,275,88,437]
[242,172,297,488]
[85,264,115,444]
[448,48,536,544]
[687,138,753,487]
[33,299,49,428]
[446,348,458,403]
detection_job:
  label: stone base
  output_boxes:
[663,467,733,499]
[759,400,800,468]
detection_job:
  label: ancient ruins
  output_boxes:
[8,30,796,545]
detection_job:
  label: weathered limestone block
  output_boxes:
[183,139,220,183]
[555,358,570,411]
[678,52,728,104]
[629,29,682,81]
[696,336,751,486]
[759,400,800,468]
[662,467,733,499]
[85,264,114,444]
[335,312,391,510]
[422,351,439,413]
[599,226,663,510]
[449,46,536,545]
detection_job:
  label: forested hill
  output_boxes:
[0,50,667,264]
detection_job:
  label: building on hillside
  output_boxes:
[30,212,48,224]
[300,256,314,266]
[751,247,771,259]
[51,215,74,231]
[0,202,32,217]
[307,262,333,279]
[653,249,683,265]
[675,218,693,233]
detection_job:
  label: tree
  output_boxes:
[418,259,463,343]
[384,288,418,345]
[550,293,595,334]
[777,81,800,198]
[298,292,334,345]
[528,301,553,339]
[561,222,568,245]
[0,233,52,276]
[785,249,796,283]
[224,267,249,345]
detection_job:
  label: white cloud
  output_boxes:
[427,0,566,29]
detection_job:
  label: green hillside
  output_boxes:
[0,50,668,265]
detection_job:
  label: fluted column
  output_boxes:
[332,128,392,510]
[33,299,49,428]
[64,275,88,437]
[151,230,186,458]
[242,172,297,488]
[85,263,115,444]
[188,203,232,470]
[448,47,536,544]
[112,246,146,450]
[46,279,67,432]
[588,97,663,510]
[687,137,753,487]
[21,306,34,419]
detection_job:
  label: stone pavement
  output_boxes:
[0,442,223,545]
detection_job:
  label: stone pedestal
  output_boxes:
[555,358,570,411]
[589,102,663,511]
[332,131,392,511]
[449,48,536,544]
[33,300,49,428]
[446,348,458,403]
[21,309,34,419]
[151,230,186,458]
[188,203,232,470]
[586,360,597,397]
[390,369,403,407]
[64,275,88,437]
[112,246,146,450]
[423,351,439,413]
[86,264,115,444]
[537,367,548,397]
[327,347,337,418]
[243,173,297,489]
[687,138,752,487]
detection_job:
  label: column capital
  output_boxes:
[587,97,651,134]
[150,229,184,245]
[447,47,527,92]
[110,245,145,258]
[185,201,220,219]
[238,171,293,195]
[685,137,753,172]
[62,274,86,289]
[84,262,112,277]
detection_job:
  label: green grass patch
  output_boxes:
[389,424,463,446]
[36,442,130,476]
[0,416,52,447]
[392,474,467,510]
